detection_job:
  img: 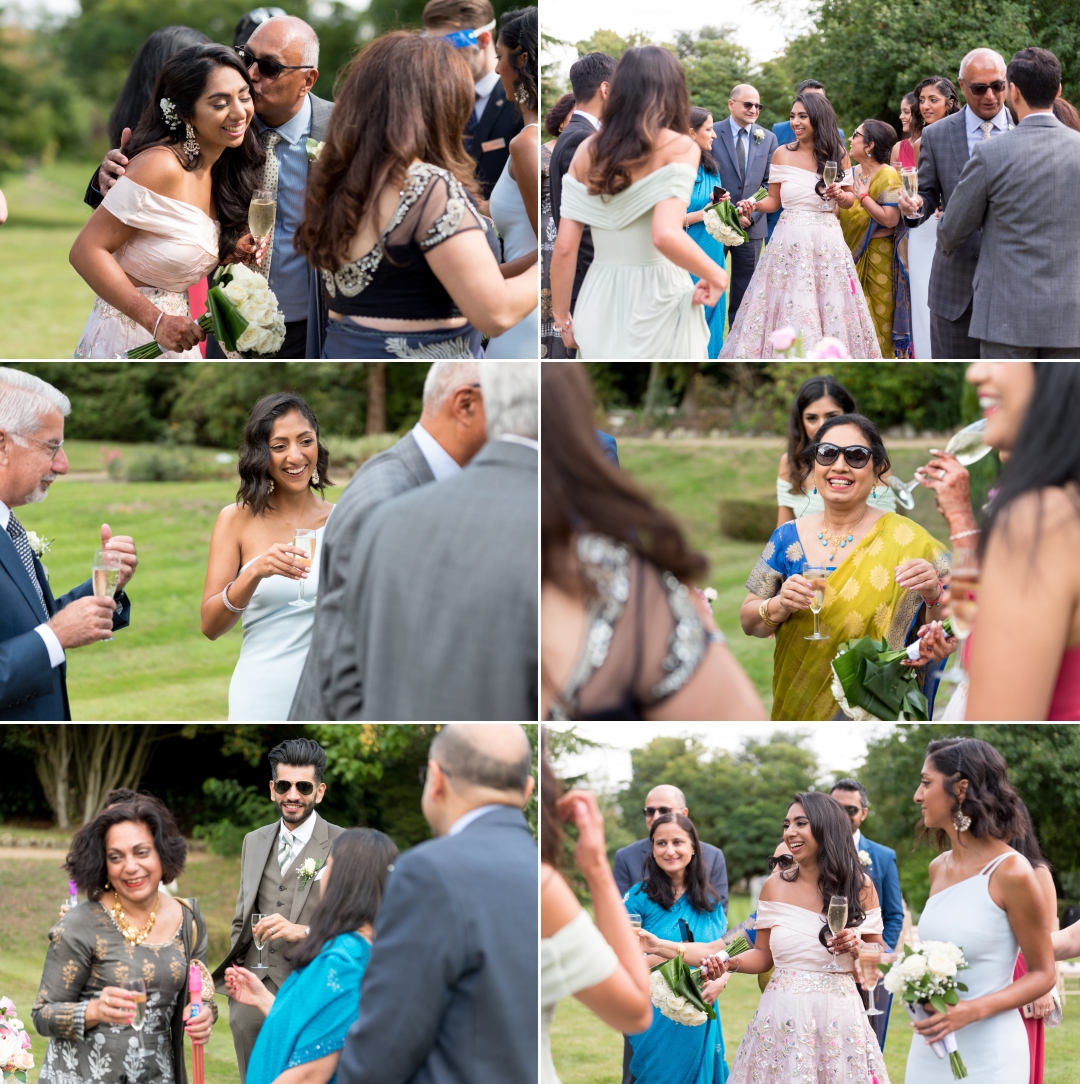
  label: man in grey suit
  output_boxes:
[337,724,537,1084]
[935,48,1080,357]
[899,48,1012,358]
[324,361,537,720]
[290,362,486,719]
[212,738,345,1081]
[712,84,777,322]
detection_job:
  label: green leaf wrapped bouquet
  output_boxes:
[648,933,752,1027]
[702,186,767,247]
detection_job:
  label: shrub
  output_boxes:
[720,496,776,542]
[193,778,271,857]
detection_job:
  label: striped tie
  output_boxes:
[5,512,47,617]
[278,829,294,874]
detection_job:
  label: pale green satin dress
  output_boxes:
[561,162,709,359]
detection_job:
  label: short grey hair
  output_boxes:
[0,367,70,442]
[422,361,481,412]
[479,362,538,440]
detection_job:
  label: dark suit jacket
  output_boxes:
[467,85,524,199]
[613,838,729,913]
[0,528,131,720]
[549,113,599,306]
[859,835,903,951]
[712,118,778,240]
[337,806,538,1084]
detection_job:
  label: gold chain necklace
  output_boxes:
[111,892,160,945]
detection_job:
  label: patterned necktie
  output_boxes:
[737,129,747,180]
[979,120,994,141]
[257,130,282,281]
[278,828,295,874]
[5,512,47,617]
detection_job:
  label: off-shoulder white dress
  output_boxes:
[75,176,221,358]
[560,162,709,359]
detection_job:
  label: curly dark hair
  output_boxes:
[785,376,858,490]
[498,7,537,115]
[798,412,891,491]
[288,828,398,970]
[641,813,718,913]
[922,737,1024,849]
[544,92,575,138]
[782,792,868,948]
[237,393,332,516]
[65,796,187,901]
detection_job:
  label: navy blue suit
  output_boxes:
[858,832,902,1049]
[337,806,537,1084]
[0,528,130,720]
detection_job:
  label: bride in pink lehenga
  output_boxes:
[720,93,882,359]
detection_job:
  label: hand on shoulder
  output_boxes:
[122,146,187,200]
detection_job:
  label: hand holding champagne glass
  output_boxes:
[824,894,848,971]
[802,565,832,641]
[858,942,884,1015]
[248,189,276,242]
[821,160,838,210]
[251,913,269,970]
[942,546,979,686]
[92,549,123,641]
[122,978,149,1057]
[289,529,317,607]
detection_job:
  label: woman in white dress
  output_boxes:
[201,394,334,721]
[70,44,265,358]
[549,46,727,359]
[721,93,881,359]
[486,7,539,358]
[907,737,1056,1083]
[905,77,961,358]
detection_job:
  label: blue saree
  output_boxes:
[686,164,728,359]
[623,883,729,1084]
[246,933,371,1084]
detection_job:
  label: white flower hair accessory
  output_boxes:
[160,98,181,131]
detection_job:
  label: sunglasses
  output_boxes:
[273,779,315,795]
[731,100,761,110]
[643,806,674,818]
[814,443,873,469]
[767,854,796,872]
[838,804,863,817]
[963,80,1007,95]
[237,47,315,79]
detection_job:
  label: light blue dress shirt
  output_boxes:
[964,103,1010,160]
[256,95,313,323]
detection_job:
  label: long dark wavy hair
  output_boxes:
[237,393,333,516]
[909,77,960,144]
[782,792,867,947]
[1011,798,1051,871]
[641,813,718,913]
[499,7,537,115]
[288,828,398,970]
[921,738,1024,850]
[689,107,720,176]
[787,93,846,198]
[125,44,264,261]
[65,796,187,901]
[586,46,690,197]
[108,26,211,149]
[785,376,857,490]
[797,412,891,491]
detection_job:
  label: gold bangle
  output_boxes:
[759,598,781,627]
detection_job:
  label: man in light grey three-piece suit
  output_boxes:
[289,362,486,720]
[936,47,1080,357]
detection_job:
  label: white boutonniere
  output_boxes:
[305,138,325,163]
[858,849,873,868]
[25,531,52,579]
[297,857,322,889]
[753,127,764,145]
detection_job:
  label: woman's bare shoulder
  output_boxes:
[778,451,790,475]
[123,146,187,197]
[567,134,599,180]
[657,130,697,165]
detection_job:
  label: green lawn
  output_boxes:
[615,437,963,711]
[1,162,98,358]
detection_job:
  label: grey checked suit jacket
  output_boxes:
[711,120,778,240]
[324,439,538,720]
[937,113,1080,348]
[289,431,436,720]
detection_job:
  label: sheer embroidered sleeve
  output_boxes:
[31,905,98,1041]
[384,165,486,258]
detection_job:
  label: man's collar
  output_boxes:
[853,828,863,849]
[280,810,317,843]
[574,109,601,130]
[965,103,1009,131]
[447,803,505,836]
[0,498,9,531]
[474,69,500,99]
[411,421,463,481]
[1020,109,1056,122]
[729,113,751,135]
[496,434,538,451]
[256,93,313,144]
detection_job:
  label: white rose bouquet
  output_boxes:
[648,954,713,1027]
[128,264,286,359]
[0,998,34,1083]
[880,942,969,1078]
[702,185,767,247]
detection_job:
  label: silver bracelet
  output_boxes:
[221,581,247,614]
[949,528,981,541]
[152,311,165,342]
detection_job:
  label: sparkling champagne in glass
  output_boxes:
[92,549,123,641]
[821,161,838,210]
[802,565,832,641]
[251,913,269,970]
[248,189,276,241]
[824,895,848,971]
[859,942,884,1015]
[888,418,993,510]
[289,529,317,608]
[122,979,148,1058]
[901,167,919,201]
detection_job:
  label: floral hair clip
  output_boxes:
[160,98,181,131]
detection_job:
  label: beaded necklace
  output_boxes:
[817,506,868,561]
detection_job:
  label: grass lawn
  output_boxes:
[1,162,98,358]
[615,437,964,713]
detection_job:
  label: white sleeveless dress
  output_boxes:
[560,161,709,359]
[905,852,1028,1084]
[486,124,539,358]
[75,176,220,359]
[227,523,326,721]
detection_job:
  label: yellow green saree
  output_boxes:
[746,513,950,720]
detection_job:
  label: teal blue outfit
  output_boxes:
[246,933,371,1084]
[686,164,728,358]
[623,883,729,1084]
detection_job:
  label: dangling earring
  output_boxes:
[812,486,817,495]
[872,486,877,499]
[953,807,971,833]
[183,122,200,162]
[267,478,275,494]
[515,82,529,105]
[312,467,320,485]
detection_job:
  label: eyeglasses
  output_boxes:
[236,47,315,79]
[814,443,873,469]
[731,100,762,110]
[963,80,1007,96]
[273,779,315,795]
[838,804,863,817]
[13,432,65,458]
[851,131,865,140]
[418,762,452,786]
[767,854,796,872]
[643,806,674,818]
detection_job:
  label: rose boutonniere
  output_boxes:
[298,858,322,889]
[25,531,52,580]
[858,849,873,868]
[305,138,325,163]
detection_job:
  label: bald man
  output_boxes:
[337,725,537,1084]
[712,84,778,321]
[899,48,1012,358]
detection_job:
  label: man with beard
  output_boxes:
[212,738,344,1081]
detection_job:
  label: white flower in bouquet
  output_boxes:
[898,952,928,982]
[0,1032,19,1068]
[649,971,707,1027]
[703,206,744,247]
[830,666,874,721]
[927,950,958,978]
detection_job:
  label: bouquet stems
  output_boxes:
[126,312,213,359]
[949,1049,968,1079]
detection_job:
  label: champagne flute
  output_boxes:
[289,529,317,608]
[887,418,992,510]
[821,160,838,211]
[248,189,276,243]
[942,547,979,688]
[122,978,148,1058]
[251,913,269,970]
[824,895,848,971]
[802,565,832,641]
[92,549,123,641]
[901,166,919,203]
[858,942,884,1015]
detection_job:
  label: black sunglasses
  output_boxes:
[237,47,315,79]
[768,854,796,872]
[814,443,873,470]
[838,804,863,817]
[963,80,1006,95]
[731,100,761,110]
[273,779,315,795]
[643,805,674,818]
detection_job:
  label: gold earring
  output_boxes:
[267,478,275,494]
